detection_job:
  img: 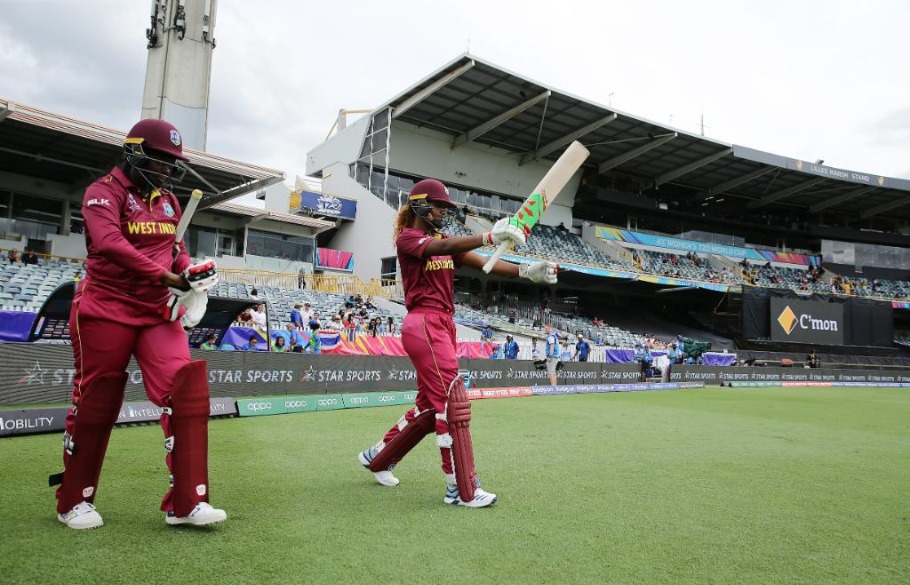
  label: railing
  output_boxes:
[217,268,396,298]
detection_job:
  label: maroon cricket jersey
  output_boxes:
[396,227,465,314]
[80,167,191,319]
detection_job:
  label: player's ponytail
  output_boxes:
[393,204,415,241]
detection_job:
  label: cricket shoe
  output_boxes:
[165,502,227,526]
[58,501,104,530]
[358,446,400,487]
[443,484,498,508]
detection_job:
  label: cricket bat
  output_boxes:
[482,140,590,273]
[175,188,203,244]
[172,188,203,259]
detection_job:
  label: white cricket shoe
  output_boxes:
[165,502,227,526]
[58,501,104,530]
[443,484,498,508]
[358,447,400,487]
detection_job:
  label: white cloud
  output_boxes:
[1,0,907,181]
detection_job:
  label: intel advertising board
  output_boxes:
[770,297,844,345]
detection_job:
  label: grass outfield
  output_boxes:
[1,387,908,585]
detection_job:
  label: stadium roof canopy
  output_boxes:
[209,201,336,232]
[0,98,284,208]
[377,54,910,221]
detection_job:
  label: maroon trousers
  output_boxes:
[380,309,459,474]
[58,279,193,514]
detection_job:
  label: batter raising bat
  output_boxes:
[357,178,558,507]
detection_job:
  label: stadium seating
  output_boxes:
[0,257,83,312]
[207,281,399,333]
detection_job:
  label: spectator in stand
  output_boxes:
[240,334,260,351]
[574,334,591,362]
[488,344,501,359]
[272,336,287,352]
[325,314,343,332]
[481,325,494,342]
[250,304,267,332]
[364,295,376,310]
[290,303,304,330]
[21,247,39,265]
[667,342,682,364]
[297,268,306,290]
[503,335,519,360]
[386,316,395,336]
[236,307,253,326]
[344,313,357,341]
[6,249,20,263]
[367,318,378,337]
[301,302,314,323]
[530,338,543,361]
[249,288,260,301]
[305,331,321,354]
[559,339,573,362]
[200,334,218,350]
[284,323,304,352]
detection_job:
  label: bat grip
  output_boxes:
[482,241,510,274]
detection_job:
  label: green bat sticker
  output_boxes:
[509,190,548,236]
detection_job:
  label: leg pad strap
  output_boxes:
[368,409,435,472]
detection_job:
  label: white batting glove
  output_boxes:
[482,217,526,247]
[183,259,219,293]
[164,287,209,329]
[520,261,558,284]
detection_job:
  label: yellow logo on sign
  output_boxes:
[777,305,797,335]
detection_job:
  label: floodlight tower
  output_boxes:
[141,0,217,150]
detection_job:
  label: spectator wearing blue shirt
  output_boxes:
[281,323,304,352]
[667,342,682,364]
[634,343,652,381]
[574,334,591,362]
[241,334,261,352]
[503,335,520,360]
[290,303,304,330]
[481,325,494,342]
[544,324,561,386]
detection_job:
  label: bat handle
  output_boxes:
[482,241,510,274]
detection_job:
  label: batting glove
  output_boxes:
[482,217,526,247]
[183,259,219,293]
[520,261,558,284]
[164,287,209,329]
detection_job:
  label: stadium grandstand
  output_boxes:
[3,55,910,370]
[297,53,910,367]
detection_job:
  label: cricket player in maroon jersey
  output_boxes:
[359,179,557,507]
[51,119,226,529]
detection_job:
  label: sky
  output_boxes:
[2,0,909,200]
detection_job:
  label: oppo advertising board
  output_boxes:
[770,297,844,345]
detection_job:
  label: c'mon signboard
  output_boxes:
[770,297,844,345]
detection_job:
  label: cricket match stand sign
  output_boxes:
[0,344,641,405]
